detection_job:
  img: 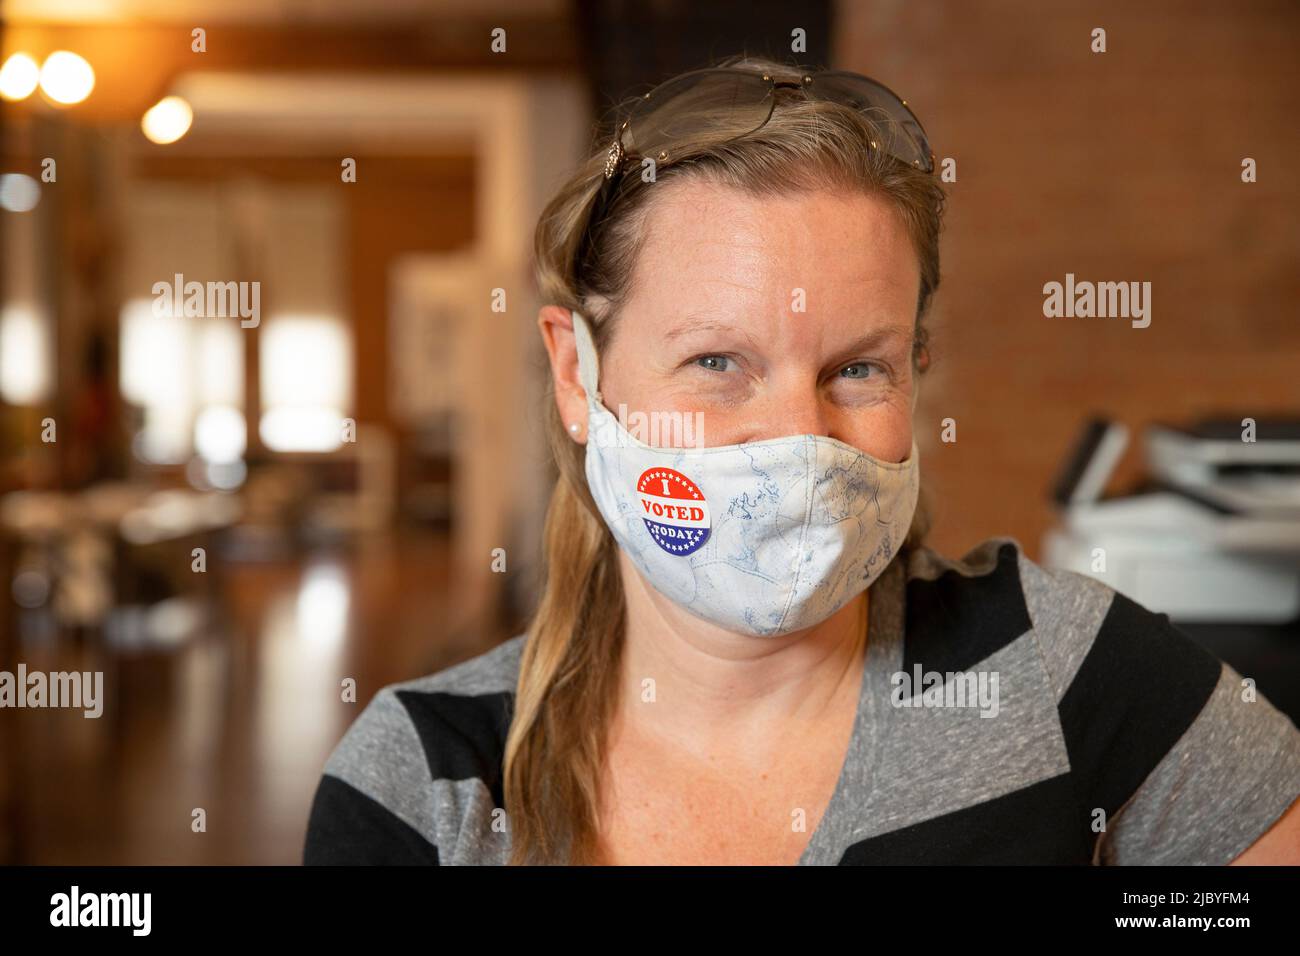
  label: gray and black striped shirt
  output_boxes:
[303,537,1300,864]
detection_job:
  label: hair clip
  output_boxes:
[603,140,624,180]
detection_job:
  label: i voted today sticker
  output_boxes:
[636,467,711,556]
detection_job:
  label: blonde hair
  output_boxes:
[505,54,946,864]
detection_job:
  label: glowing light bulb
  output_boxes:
[0,53,40,101]
[141,95,194,144]
[39,50,95,105]
[0,174,40,212]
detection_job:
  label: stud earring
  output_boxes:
[569,422,581,434]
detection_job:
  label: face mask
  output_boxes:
[571,309,921,637]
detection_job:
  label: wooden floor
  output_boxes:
[4,528,518,864]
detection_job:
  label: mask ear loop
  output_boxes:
[571,309,604,405]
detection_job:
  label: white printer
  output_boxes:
[1041,418,1300,623]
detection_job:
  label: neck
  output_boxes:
[610,548,869,763]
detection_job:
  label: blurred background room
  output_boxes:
[1,0,1298,864]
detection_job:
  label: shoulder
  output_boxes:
[303,634,526,865]
[899,535,1111,686]
[902,535,1212,702]
[334,632,526,783]
[902,534,1224,728]
[902,535,1300,864]
[387,631,528,696]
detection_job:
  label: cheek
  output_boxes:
[600,344,694,418]
[597,351,657,421]
[842,402,913,463]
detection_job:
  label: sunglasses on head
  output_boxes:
[578,66,936,276]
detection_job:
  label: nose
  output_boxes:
[775,399,829,439]
[753,380,836,442]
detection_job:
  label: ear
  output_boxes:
[537,304,589,443]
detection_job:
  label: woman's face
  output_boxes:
[557,178,922,461]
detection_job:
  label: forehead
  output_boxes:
[625,177,920,314]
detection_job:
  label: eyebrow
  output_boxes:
[663,318,915,356]
[833,325,916,357]
[662,319,754,342]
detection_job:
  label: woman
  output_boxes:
[304,55,1300,865]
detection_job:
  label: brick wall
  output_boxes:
[835,0,1300,559]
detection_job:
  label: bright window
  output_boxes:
[119,298,245,465]
[258,316,352,453]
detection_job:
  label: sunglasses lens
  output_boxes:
[625,70,775,161]
[808,72,933,171]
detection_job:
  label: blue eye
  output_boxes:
[696,355,731,372]
[840,362,880,380]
